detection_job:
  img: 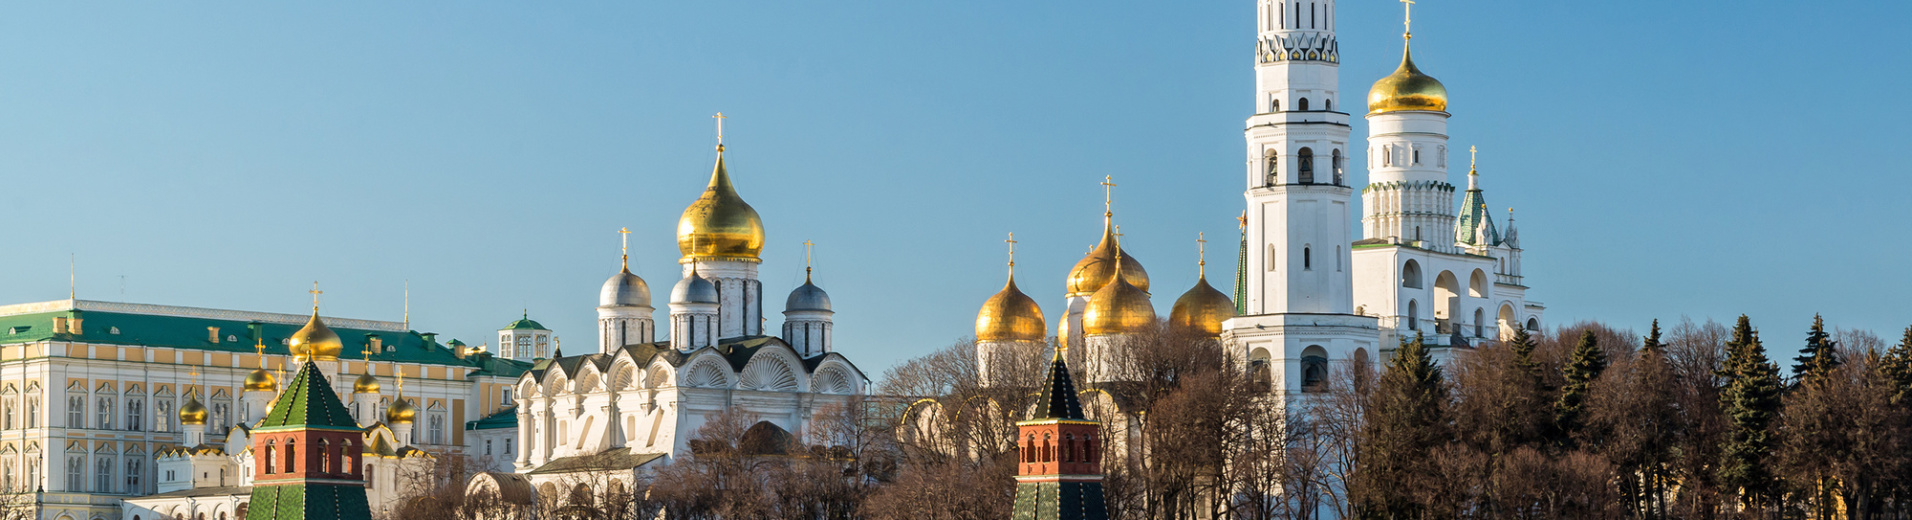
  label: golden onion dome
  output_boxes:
[975,272,1045,343]
[288,312,344,363]
[386,397,417,424]
[243,368,278,392]
[1169,273,1236,338]
[179,393,209,426]
[1366,41,1448,115]
[677,147,765,261]
[354,373,381,394]
[1066,217,1149,296]
[1082,259,1157,336]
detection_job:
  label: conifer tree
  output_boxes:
[1883,326,1912,405]
[1554,330,1607,444]
[1353,332,1448,519]
[1791,313,1842,386]
[1717,315,1783,512]
[1640,319,1663,356]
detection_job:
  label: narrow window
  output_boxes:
[1336,246,1344,272]
[1413,148,1421,165]
[1383,145,1392,167]
[1332,149,1345,185]
[1266,245,1278,272]
[1311,2,1316,29]
[1297,147,1315,184]
[1304,246,1312,270]
[1408,300,1420,331]
[1265,150,1279,185]
[1298,98,1309,111]
[1271,98,1279,112]
[285,440,296,473]
[1325,98,1332,111]
[264,441,276,474]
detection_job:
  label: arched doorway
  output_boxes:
[1433,271,1460,334]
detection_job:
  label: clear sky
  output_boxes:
[3,0,1906,374]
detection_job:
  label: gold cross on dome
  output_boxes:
[1113,225,1123,238]
[619,227,630,257]
[1197,232,1208,265]
[803,240,815,269]
[713,112,727,147]
[309,282,322,311]
[1004,233,1017,267]
[1100,176,1118,215]
[1470,146,1478,170]
[1401,0,1416,39]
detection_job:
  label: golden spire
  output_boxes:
[619,227,632,272]
[1197,232,1208,279]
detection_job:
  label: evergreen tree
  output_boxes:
[1792,313,1842,386]
[1554,330,1607,444]
[1717,315,1784,511]
[1353,332,1448,519]
[1883,326,1912,405]
[1640,319,1663,356]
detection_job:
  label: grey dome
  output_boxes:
[785,279,832,312]
[600,268,651,307]
[671,273,719,304]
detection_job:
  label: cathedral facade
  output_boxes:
[482,139,869,501]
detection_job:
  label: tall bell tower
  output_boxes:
[1225,0,1377,399]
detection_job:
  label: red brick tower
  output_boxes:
[246,359,372,520]
[1011,349,1107,520]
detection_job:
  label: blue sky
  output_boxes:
[2,0,1905,373]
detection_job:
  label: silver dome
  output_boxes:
[599,268,651,308]
[671,273,720,304]
[785,279,832,312]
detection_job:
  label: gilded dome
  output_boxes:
[975,273,1045,342]
[179,393,209,426]
[1082,260,1156,336]
[354,373,381,394]
[1066,218,1149,296]
[243,368,278,392]
[387,397,417,424]
[1366,42,1448,115]
[1169,274,1236,338]
[677,148,765,261]
[288,312,344,363]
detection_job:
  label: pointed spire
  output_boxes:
[1235,213,1248,316]
[1467,145,1479,190]
[1032,347,1086,421]
[1196,232,1209,280]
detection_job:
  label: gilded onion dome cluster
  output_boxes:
[1081,253,1156,335]
[1066,216,1150,296]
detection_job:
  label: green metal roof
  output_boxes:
[465,407,518,431]
[256,361,361,433]
[505,312,546,331]
[247,481,373,520]
[0,305,515,374]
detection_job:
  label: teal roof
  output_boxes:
[505,313,546,331]
[1454,181,1501,247]
[257,361,360,432]
[465,407,518,431]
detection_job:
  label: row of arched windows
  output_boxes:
[1020,432,1098,466]
[1269,97,1333,113]
[1263,148,1346,186]
[262,437,358,476]
[1263,1,1332,32]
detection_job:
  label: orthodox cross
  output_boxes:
[1197,232,1209,277]
[1114,225,1123,239]
[1100,176,1117,216]
[713,112,727,147]
[188,368,199,397]
[803,240,815,276]
[256,337,269,369]
[1005,233,1017,269]
[1401,0,1415,39]
[1470,146,1478,170]
[619,227,631,270]
[309,282,323,312]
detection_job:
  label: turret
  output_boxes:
[669,259,721,350]
[599,228,656,353]
[975,235,1046,388]
[781,266,833,357]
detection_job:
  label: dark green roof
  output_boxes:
[257,362,360,432]
[465,407,518,431]
[247,480,373,520]
[1030,354,1085,421]
[467,353,533,379]
[525,448,666,475]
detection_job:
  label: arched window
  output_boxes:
[1473,308,1485,338]
[1265,150,1279,186]
[1407,300,1420,331]
[1413,147,1421,165]
[1023,436,1034,463]
[1298,98,1309,111]
[1266,245,1278,272]
[1324,98,1333,111]
[1383,145,1392,167]
[264,441,276,474]
[1297,147,1315,184]
[1085,435,1098,464]
[1271,97,1280,112]
[1526,318,1540,331]
[285,440,296,473]
[1401,259,1424,288]
[1063,435,1075,463]
[1303,245,1312,270]
[318,440,330,474]
[1301,346,1329,392]
[1331,149,1345,185]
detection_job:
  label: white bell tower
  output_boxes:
[1225,0,1377,400]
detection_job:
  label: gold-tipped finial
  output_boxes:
[69,254,76,300]
[1197,232,1208,279]
[713,112,727,151]
[1401,0,1416,40]
[1114,225,1123,239]
[1237,212,1247,229]
[256,338,268,369]
[1470,145,1479,170]
[403,280,410,331]
[803,240,815,280]
[309,282,323,312]
[619,227,631,271]
[1005,232,1018,275]
[1100,176,1118,217]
